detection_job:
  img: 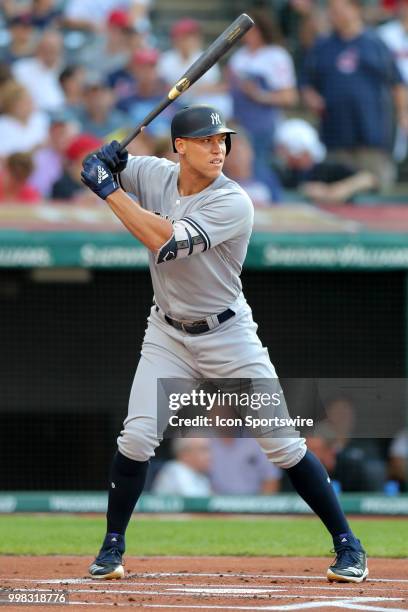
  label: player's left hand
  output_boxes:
[97,140,128,174]
[81,155,119,200]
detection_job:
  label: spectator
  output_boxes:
[388,429,407,491]
[103,10,136,74]
[1,13,36,64]
[59,65,86,120]
[62,0,153,33]
[314,395,387,492]
[12,29,65,112]
[275,118,379,203]
[228,8,298,185]
[108,47,160,107]
[158,18,231,117]
[51,132,102,201]
[152,438,212,496]
[0,152,40,203]
[278,0,328,69]
[209,437,281,495]
[302,0,408,191]
[78,79,129,140]
[29,0,62,29]
[74,9,146,78]
[117,48,172,138]
[223,131,280,205]
[31,111,78,198]
[0,81,49,156]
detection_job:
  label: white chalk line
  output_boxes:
[4,580,407,594]
[3,576,408,611]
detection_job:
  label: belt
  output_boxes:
[155,305,235,334]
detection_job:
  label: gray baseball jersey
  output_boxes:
[119,156,253,320]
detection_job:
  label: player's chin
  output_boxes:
[206,162,223,177]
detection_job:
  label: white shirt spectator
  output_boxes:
[0,112,49,156]
[378,20,408,84]
[229,45,296,93]
[13,57,65,112]
[158,49,220,89]
[64,0,151,26]
[151,460,212,496]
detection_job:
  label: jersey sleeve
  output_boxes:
[184,190,254,248]
[156,189,254,264]
[118,155,174,207]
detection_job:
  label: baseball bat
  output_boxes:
[118,13,254,151]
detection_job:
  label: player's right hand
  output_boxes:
[81,154,119,200]
[96,140,128,174]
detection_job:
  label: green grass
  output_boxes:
[0,515,407,557]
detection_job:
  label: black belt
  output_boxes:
[155,305,235,334]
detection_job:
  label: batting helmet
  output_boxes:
[171,105,236,155]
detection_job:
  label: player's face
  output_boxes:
[178,133,227,179]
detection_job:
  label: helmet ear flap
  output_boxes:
[225,134,231,156]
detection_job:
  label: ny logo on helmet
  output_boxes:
[210,112,221,126]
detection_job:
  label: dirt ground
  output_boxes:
[0,556,407,611]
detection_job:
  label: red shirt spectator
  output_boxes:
[0,152,41,204]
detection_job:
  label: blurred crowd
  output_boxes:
[3,0,408,206]
[147,395,408,497]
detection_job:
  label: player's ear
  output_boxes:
[175,138,185,155]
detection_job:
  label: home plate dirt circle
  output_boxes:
[1,557,407,611]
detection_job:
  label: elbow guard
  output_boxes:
[156,218,208,264]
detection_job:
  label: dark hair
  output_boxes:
[248,8,284,46]
[59,65,80,85]
[6,152,34,181]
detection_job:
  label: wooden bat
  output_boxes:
[118,13,254,151]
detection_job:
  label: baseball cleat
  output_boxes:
[327,535,368,583]
[89,533,125,580]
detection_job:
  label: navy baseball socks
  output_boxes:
[286,450,368,583]
[89,449,368,582]
[89,451,148,580]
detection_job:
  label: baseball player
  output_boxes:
[81,105,368,583]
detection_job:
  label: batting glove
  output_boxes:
[81,155,119,200]
[96,140,128,174]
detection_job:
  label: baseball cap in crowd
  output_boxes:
[107,9,131,29]
[65,134,103,162]
[131,48,160,65]
[274,119,326,164]
[171,18,201,38]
